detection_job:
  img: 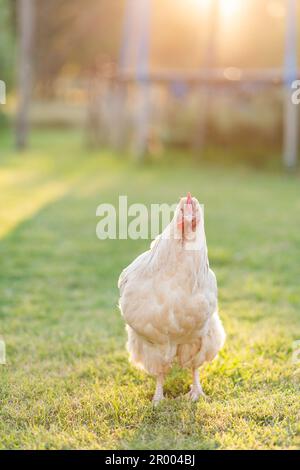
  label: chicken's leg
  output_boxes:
[152,374,164,405]
[187,368,206,401]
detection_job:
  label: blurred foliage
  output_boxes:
[35,0,124,95]
[31,0,300,91]
[0,0,15,132]
[1,0,299,160]
[0,0,15,87]
[1,0,300,92]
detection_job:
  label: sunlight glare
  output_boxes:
[266,0,286,19]
[187,0,242,20]
[219,0,241,20]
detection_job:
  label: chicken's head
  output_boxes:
[171,193,205,252]
[174,192,202,235]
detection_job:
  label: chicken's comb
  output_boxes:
[186,192,192,205]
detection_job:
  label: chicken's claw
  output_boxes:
[185,385,207,402]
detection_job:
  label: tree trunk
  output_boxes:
[16,0,35,150]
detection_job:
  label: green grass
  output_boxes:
[0,129,300,449]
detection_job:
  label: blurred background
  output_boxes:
[0,0,299,168]
[1,1,300,449]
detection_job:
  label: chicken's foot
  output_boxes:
[152,374,164,405]
[186,369,207,401]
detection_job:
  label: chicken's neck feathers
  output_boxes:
[148,224,209,291]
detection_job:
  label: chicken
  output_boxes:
[118,193,226,404]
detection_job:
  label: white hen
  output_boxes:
[118,193,226,404]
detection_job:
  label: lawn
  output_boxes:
[0,129,299,449]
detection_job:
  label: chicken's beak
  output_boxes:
[185,192,193,219]
[177,192,194,234]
